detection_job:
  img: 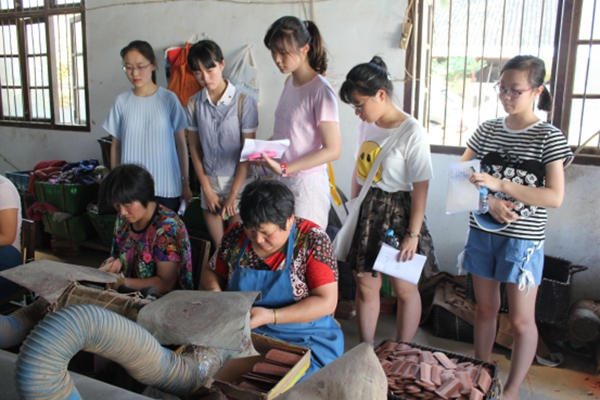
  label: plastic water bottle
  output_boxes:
[475,186,489,215]
[385,229,400,249]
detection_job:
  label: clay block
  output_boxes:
[406,354,421,364]
[238,380,268,392]
[440,371,455,383]
[456,371,473,395]
[264,349,303,367]
[420,362,433,385]
[469,388,484,400]
[431,364,442,386]
[421,351,436,365]
[433,352,457,370]
[434,377,462,400]
[476,368,491,393]
[252,362,291,377]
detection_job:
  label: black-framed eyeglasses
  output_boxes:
[493,83,535,99]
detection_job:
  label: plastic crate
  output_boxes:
[42,213,97,243]
[5,170,32,193]
[98,136,112,169]
[35,181,98,214]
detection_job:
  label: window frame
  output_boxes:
[407,0,600,165]
[0,0,90,131]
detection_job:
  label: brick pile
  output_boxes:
[236,347,305,393]
[376,340,494,400]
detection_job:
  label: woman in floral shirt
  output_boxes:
[100,164,193,293]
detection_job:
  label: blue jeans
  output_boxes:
[0,245,22,301]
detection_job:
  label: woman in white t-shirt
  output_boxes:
[0,175,22,301]
[254,16,341,229]
[339,57,440,345]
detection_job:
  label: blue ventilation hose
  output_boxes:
[0,299,47,349]
[15,304,211,399]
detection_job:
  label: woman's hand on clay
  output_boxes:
[249,306,275,329]
[99,257,122,274]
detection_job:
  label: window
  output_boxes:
[0,0,88,130]
[408,0,600,161]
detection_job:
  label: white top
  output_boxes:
[0,175,21,251]
[273,75,339,177]
[355,117,434,192]
[186,81,259,177]
[103,87,188,198]
[466,117,573,240]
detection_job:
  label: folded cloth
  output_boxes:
[28,160,67,195]
[60,159,99,185]
[26,202,63,221]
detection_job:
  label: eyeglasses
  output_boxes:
[351,100,368,112]
[122,63,153,74]
[493,83,535,99]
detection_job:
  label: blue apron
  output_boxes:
[229,222,344,378]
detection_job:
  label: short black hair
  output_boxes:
[339,56,393,105]
[187,39,224,72]
[99,164,155,208]
[239,180,295,230]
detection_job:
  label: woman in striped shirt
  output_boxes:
[103,40,191,212]
[460,55,573,400]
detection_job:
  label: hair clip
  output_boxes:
[387,74,392,81]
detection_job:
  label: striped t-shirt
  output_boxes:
[103,87,188,198]
[467,117,573,240]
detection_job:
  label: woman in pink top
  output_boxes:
[256,16,341,229]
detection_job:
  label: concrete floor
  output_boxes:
[35,246,599,399]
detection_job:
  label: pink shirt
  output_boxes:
[273,75,339,176]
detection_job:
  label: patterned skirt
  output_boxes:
[347,187,440,278]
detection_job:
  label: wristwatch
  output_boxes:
[407,230,420,239]
[181,176,190,181]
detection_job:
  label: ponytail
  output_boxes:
[264,16,328,75]
[501,55,552,112]
[303,20,327,74]
[537,86,552,112]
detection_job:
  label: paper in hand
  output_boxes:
[240,139,290,162]
[446,160,481,214]
[373,243,426,285]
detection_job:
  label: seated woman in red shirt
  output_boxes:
[202,179,343,378]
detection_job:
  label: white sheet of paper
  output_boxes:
[446,160,481,214]
[240,139,290,162]
[372,243,426,285]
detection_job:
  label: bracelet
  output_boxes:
[280,163,288,178]
[406,230,421,239]
[181,176,190,181]
[273,309,278,325]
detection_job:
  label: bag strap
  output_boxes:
[328,163,343,206]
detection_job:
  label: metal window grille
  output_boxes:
[424,0,559,147]
[0,0,88,130]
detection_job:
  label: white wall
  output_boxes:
[0,0,597,300]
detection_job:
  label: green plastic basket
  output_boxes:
[35,181,98,214]
[87,204,117,248]
[42,213,97,242]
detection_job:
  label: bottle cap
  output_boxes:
[385,229,395,236]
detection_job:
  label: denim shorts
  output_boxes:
[461,228,544,286]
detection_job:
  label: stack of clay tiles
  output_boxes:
[236,347,304,393]
[375,340,496,400]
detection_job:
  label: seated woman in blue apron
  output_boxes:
[202,179,344,378]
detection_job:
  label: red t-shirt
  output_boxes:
[209,218,338,302]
